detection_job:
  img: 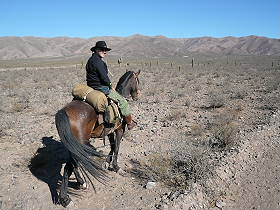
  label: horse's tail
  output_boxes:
[55,108,107,188]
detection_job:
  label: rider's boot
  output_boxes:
[124,114,137,130]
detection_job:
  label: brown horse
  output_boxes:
[55,70,140,207]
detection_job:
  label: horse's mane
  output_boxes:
[115,71,134,92]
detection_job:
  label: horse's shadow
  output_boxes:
[28,136,70,204]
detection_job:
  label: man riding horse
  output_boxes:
[55,41,141,207]
[86,41,137,130]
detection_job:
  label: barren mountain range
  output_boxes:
[0,34,279,60]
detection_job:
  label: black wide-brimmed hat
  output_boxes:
[90,41,111,52]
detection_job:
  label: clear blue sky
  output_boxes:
[1,0,279,38]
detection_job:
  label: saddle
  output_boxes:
[72,84,122,138]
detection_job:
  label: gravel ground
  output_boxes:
[0,57,279,210]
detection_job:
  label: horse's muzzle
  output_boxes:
[132,90,141,100]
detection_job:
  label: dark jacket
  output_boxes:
[86,53,112,94]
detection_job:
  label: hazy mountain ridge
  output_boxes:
[0,35,279,60]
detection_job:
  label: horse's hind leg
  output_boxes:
[59,161,73,207]
[72,160,86,189]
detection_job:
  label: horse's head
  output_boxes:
[116,70,141,100]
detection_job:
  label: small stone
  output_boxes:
[145,181,157,189]
[216,200,226,208]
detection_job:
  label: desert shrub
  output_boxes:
[264,76,280,93]
[169,92,185,102]
[257,95,280,111]
[190,123,204,136]
[162,110,186,122]
[10,98,30,113]
[145,88,156,96]
[203,91,225,109]
[129,149,213,190]
[9,95,30,113]
[230,88,248,99]
[208,108,239,149]
[209,122,238,148]
[11,103,26,112]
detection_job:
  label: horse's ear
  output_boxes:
[136,69,141,76]
[126,69,128,73]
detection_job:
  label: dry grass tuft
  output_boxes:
[162,110,186,122]
[206,91,225,109]
[129,147,216,191]
[208,108,240,149]
[190,123,204,136]
[11,102,27,112]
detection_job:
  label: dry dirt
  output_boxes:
[0,56,279,210]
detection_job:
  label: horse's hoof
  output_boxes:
[60,197,72,208]
[102,162,110,170]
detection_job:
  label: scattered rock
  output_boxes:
[145,181,157,189]
[215,199,226,209]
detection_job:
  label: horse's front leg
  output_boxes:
[111,128,124,172]
[106,133,115,169]
[59,161,73,207]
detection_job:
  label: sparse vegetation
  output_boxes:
[205,91,225,109]
[0,54,279,210]
[161,110,186,122]
[190,123,204,136]
[207,108,240,149]
[11,102,27,112]
[130,148,215,191]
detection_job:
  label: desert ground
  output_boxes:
[0,55,279,210]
